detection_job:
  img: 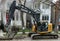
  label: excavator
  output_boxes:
[0,0,58,39]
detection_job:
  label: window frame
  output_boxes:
[42,15,49,21]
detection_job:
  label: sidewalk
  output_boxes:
[17,32,29,34]
[0,30,6,38]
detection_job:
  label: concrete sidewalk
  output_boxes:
[17,32,29,34]
[0,30,6,38]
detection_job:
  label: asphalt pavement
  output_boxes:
[0,31,60,41]
[0,37,60,41]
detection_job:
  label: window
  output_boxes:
[42,15,49,20]
[43,4,49,9]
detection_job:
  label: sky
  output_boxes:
[53,0,58,3]
[26,0,58,4]
[0,0,59,4]
[0,0,1,3]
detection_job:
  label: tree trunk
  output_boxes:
[19,0,26,34]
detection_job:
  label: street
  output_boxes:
[0,37,60,41]
[0,31,60,41]
[0,34,60,41]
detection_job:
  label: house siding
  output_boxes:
[40,2,51,23]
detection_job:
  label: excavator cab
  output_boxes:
[32,22,52,34]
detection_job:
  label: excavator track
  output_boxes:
[31,34,58,39]
[28,32,36,37]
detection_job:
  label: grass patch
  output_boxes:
[19,28,32,32]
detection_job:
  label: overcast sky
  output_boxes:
[0,0,59,4]
[53,0,58,3]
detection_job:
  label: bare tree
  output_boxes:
[18,0,26,34]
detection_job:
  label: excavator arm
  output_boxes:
[8,0,40,26]
[5,0,40,39]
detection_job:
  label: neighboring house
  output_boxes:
[0,0,22,27]
[32,0,52,24]
[6,0,22,26]
[25,0,52,24]
[40,2,51,23]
